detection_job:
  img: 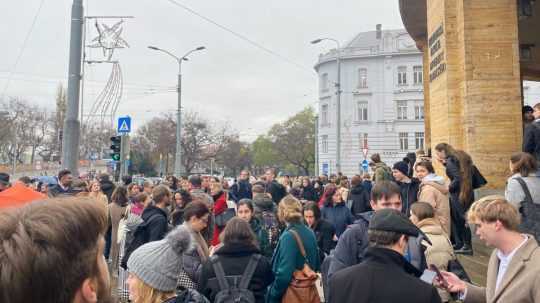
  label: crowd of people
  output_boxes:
[1,139,540,303]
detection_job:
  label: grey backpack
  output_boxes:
[212,254,261,303]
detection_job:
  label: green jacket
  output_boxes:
[374,162,393,183]
[267,222,320,303]
[250,217,273,258]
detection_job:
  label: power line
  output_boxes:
[1,0,45,100]
[164,0,316,78]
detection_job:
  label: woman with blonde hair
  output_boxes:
[267,195,320,303]
[87,180,109,210]
[127,225,208,303]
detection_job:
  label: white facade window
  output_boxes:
[415,132,425,150]
[398,66,407,85]
[321,73,329,91]
[414,105,424,120]
[399,132,409,151]
[358,133,368,150]
[322,135,328,153]
[397,101,408,120]
[356,101,368,122]
[358,68,368,88]
[321,104,329,126]
[413,66,423,85]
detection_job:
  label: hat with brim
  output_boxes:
[0,173,10,185]
[369,208,422,237]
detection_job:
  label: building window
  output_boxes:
[321,104,329,126]
[358,68,368,88]
[322,135,328,153]
[414,105,424,120]
[358,133,368,150]
[356,101,368,122]
[397,101,408,120]
[413,66,423,85]
[415,132,425,150]
[321,73,329,91]
[399,132,409,151]
[398,66,407,86]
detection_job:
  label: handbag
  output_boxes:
[471,165,487,190]
[281,230,320,303]
[117,205,131,244]
[214,208,236,228]
[514,178,540,242]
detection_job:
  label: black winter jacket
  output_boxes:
[524,120,540,161]
[197,243,274,303]
[100,179,115,202]
[230,180,252,202]
[312,219,336,257]
[348,184,371,218]
[265,181,287,204]
[301,185,319,202]
[396,178,421,215]
[140,205,168,242]
[328,247,441,303]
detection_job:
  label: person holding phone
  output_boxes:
[436,196,540,303]
[410,202,454,302]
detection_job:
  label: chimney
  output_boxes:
[376,24,382,39]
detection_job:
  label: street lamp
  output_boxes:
[148,45,206,177]
[312,37,342,174]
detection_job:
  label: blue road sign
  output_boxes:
[117,116,131,134]
[362,159,369,170]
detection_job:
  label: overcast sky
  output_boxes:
[0,0,404,141]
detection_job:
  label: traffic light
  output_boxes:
[110,136,121,161]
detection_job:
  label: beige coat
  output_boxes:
[107,203,128,274]
[465,236,540,303]
[418,183,451,236]
[418,218,454,302]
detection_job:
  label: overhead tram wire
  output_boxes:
[1,0,46,100]
[163,0,316,79]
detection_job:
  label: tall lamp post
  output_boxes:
[148,45,206,177]
[311,38,342,173]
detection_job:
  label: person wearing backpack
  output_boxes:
[371,153,394,184]
[197,218,274,303]
[505,152,540,241]
[267,195,320,303]
[237,199,273,258]
[127,225,209,303]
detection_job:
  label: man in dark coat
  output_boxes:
[348,175,371,218]
[229,170,253,203]
[328,209,441,303]
[141,185,170,242]
[523,103,540,161]
[48,169,76,197]
[392,161,421,216]
[99,173,116,202]
[264,169,286,204]
[322,181,428,301]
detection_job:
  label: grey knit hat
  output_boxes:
[127,225,193,292]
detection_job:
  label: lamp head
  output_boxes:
[311,39,322,44]
[196,46,206,51]
[148,46,160,50]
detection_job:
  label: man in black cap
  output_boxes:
[328,209,442,303]
[392,161,421,216]
[0,172,10,192]
[523,105,534,127]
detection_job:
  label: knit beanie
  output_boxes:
[392,161,409,177]
[127,225,193,292]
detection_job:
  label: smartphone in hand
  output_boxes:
[429,264,448,288]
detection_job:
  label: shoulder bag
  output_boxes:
[281,230,320,303]
[515,178,540,242]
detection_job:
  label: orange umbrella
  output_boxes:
[0,182,46,209]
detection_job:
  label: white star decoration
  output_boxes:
[87,20,130,60]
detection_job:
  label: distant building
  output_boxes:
[314,25,425,176]
[524,81,540,106]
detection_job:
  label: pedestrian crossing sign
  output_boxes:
[117,116,131,133]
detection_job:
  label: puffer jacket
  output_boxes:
[373,162,393,184]
[417,218,454,302]
[418,174,451,236]
[348,184,371,218]
[252,193,276,218]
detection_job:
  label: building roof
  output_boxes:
[344,29,406,49]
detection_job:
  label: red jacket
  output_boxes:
[211,191,227,246]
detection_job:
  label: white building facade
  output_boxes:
[315,27,425,176]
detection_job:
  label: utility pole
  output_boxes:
[315,115,319,176]
[62,0,84,176]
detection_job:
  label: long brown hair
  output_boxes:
[435,143,473,205]
[510,152,538,177]
[220,217,258,248]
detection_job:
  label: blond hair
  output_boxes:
[278,195,303,223]
[467,195,520,231]
[131,274,175,303]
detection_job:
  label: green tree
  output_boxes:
[267,107,315,175]
[251,135,281,174]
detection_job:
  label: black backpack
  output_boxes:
[120,213,160,269]
[211,254,261,303]
[515,178,540,242]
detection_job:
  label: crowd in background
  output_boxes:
[1,138,540,303]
